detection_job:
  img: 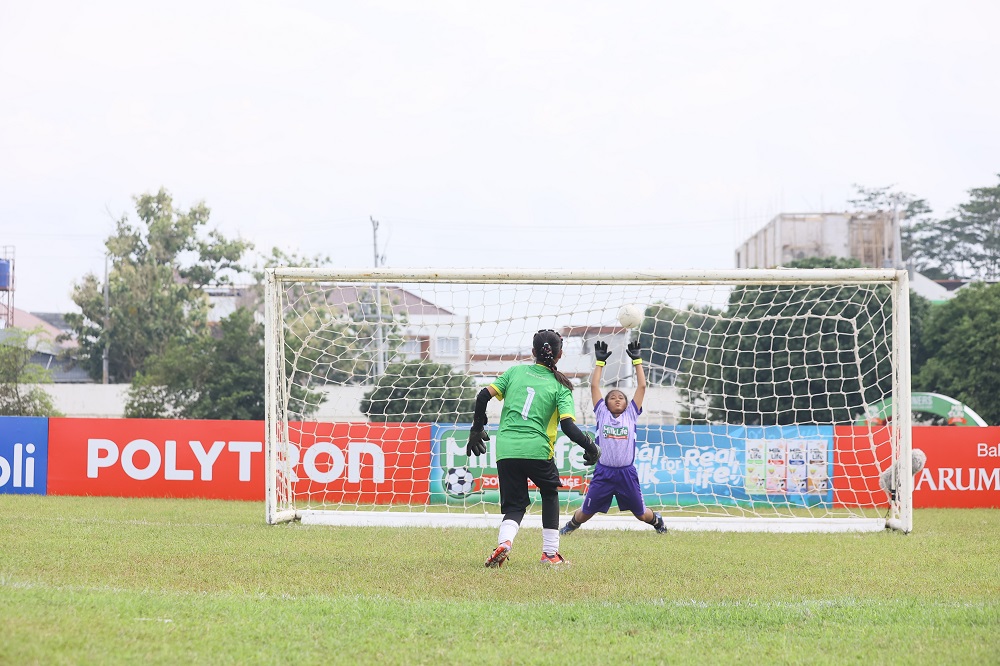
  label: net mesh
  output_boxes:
[266,272,906,529]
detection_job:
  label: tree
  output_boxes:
[637,303,719,386]
[850,176,1000,280]
[908,289,935,379]
[680,257,896,425]
[951,175,1000,280]
[360,360,477,423]
[255,246,405,388]
[913,282,1000,424]
[284,296,405,387]
[848,184,933,227]
[848,183,963,279]
[65,188,252,383]
[124,308,268,420]
[0,328,61,417]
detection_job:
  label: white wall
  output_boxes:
[32,383,682,425]
[35,383,131,418]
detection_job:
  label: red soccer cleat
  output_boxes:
[540,552,569,565]
[485,541,512,568]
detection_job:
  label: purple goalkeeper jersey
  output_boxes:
[593,398,641,467]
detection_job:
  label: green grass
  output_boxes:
[2,497,999,665]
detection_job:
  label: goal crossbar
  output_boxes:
[270,267,902,286]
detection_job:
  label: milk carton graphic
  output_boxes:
[765,440,787,493]
[786,440,808,493]
[745,440,766,494]
[807,440,829,493]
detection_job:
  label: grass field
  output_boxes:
[2,496,998,665]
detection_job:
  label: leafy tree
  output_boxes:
[950,175,1000,280]
[360,360,477,423]
[848,184,933,227]
[913,282,1000,424]
[66,188,252,383]
[637,303,719,386]
[285,296,405,388]
[848,183,962,279]
[679,257,897,425]
[255,247,405,392]
[908,289,935,379]
[124,308,270,420]
[850,176,1000,280]
[0,328,61,416]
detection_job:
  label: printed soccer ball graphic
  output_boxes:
[617,304,644,329]
[444,467,477,497]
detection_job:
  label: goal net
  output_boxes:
[264,268,913,533]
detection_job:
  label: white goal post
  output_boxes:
[264,268,913,533]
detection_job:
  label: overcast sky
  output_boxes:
[2,1,998,313]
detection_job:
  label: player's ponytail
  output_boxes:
[533,329,573,390]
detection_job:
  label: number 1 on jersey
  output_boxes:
[521,387,536,420]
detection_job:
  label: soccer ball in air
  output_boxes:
[444,467,477,498]
[617,304,644,329]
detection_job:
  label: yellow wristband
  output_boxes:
[632,358,642,366]
[595,360,606,367]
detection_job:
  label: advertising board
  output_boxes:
[0,416,48,495]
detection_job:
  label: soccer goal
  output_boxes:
[264,268,913,533]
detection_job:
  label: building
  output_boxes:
[209,283,470,371]
[0,308,90,383]
[735,212,898,269]
[734,211,957,304]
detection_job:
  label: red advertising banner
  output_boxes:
[832,426,890,508]
[42,418,998,508]
[289,422,430,504]
[48,418,267,500]
[833,426,1000,509]
[47,419,431,503]
[910,426,1000,508]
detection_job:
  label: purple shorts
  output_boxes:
[581,464,646,517]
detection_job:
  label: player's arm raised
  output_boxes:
[591,340,610,405]
[627,339,646,410]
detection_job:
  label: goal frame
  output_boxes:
[264,267,912,533]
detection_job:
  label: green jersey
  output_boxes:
[489,364,576,460]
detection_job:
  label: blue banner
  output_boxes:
[0,416,49,495]
[637,425,833,507]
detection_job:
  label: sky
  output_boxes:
[1,0,999,314]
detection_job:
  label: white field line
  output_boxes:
[0,576,993,611]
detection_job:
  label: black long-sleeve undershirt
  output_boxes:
[560,417,593,450]
[472,387,491,429]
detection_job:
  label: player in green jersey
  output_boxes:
[468,329,601,567]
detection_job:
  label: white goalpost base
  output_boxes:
[265,268,913,533]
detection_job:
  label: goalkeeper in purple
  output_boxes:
[560,338,667,535]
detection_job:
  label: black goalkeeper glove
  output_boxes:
[626,339,642,361]
[594,340,612,364]
[582,433,601,466]
[467,428,489,457]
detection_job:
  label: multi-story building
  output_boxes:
[734,212,898,269]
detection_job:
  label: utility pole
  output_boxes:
[102,254,110,385]
[371,216,386,378]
